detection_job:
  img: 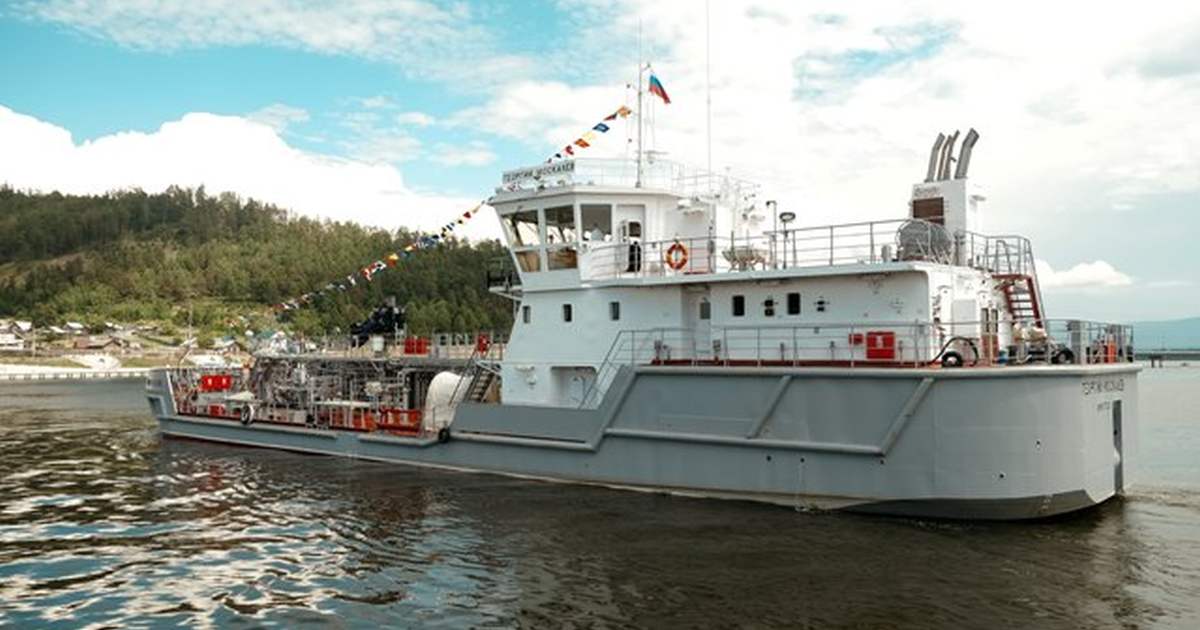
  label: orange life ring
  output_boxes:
[665,242,689,271]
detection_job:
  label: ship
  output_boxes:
[145,124,1139,520]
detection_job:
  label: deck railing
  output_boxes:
[579,218,1038,282]
[579,319,1135,408]
[499,157,760,200]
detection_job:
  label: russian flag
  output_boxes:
[648,74,671,105]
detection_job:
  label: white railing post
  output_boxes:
[869,223,876,264]
[829,226,835,265]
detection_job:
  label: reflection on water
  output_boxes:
[0,375,1198,628]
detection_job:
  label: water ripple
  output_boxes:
[0,379,1198,627]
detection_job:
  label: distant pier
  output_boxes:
[0,369,149,382]
[1144,350,1200,368]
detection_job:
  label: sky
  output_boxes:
[0,0,1197,322]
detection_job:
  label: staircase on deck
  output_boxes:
[453,337,504,404]
[985,236,1045,327]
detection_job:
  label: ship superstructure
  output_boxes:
[147,130,1139,520]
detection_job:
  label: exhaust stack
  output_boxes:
[954,128,980,179]
[939,130,959,181]
[925,133,946,183]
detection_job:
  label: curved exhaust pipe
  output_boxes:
[954,128,980,179]
[939,130,959,181]
[925,133,946,183]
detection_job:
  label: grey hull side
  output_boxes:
[147,364,1139,521]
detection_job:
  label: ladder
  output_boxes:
[995,274,1043,326]
[451,337,503,404]
[461,361,500,402]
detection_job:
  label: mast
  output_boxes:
[636,21,644,188]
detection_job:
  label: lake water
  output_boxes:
[1,368,1198,628]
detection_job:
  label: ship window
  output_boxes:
[699,299,711,320]
[912,198,944,225]
[504,210,541,246]
[522,305,531,324]
[764,297,775,317]
[732,295,745,317]
[787,292,801,315]
[581,204,613,242]
[545,206,577,244]
[562,304,573,322]
[609,301,620,321]
[547,247,578,270]
[514,250,541,273]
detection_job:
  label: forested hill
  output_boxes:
[0,185,513,336]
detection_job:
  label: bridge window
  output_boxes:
[522,305,531,324]
[504,210,541,246]
[787,292,801,315]
[547,247,578,270]
[581,204,612,242]
[562,304,573,322]
[699,299,711,320]
[609,301,620,321]
[545,206,577,244]
[732,295,745,317]
[514,250,541,273]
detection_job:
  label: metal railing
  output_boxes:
[579,218,1032,282]
[579,319,1136,408]
[574,217,1053,322]
[499,157,760,200]
[311,331,508,360]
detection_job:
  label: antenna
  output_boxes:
[706,0,712,177]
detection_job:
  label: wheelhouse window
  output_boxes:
[581,204,613,242]
[609,301,620,321]
[787,292,801,315]
[513,250,541,273]
[732,295,745,317]
[699,299,711,320]
[562,304,573,322]
[545,205,579,270]
[522,305,531,323]
[544,206,577,244]
[503,210,541,246]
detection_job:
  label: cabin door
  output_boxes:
[685,289,713,362]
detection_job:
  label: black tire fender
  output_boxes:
[941,350,964,368]
[1052,348,1076,365]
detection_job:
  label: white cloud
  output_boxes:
[430,141,497,167]
[1035,259,1133,290]
[246,103,309,132]
[15,0,534,88]
[0,105,500,240]
[465,1,1200,230]
[396,111,436,127]
[450,80,633,152]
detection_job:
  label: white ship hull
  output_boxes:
[148,363,1138,520]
